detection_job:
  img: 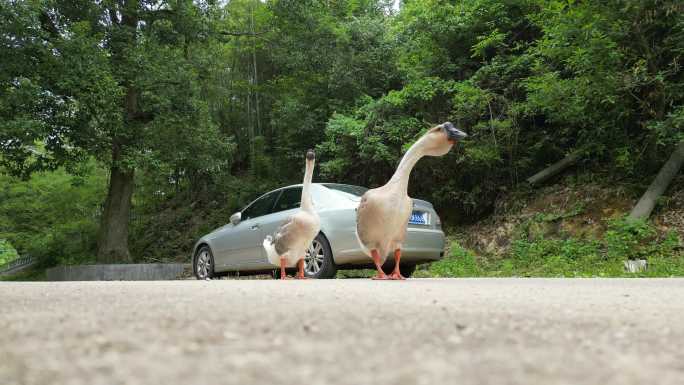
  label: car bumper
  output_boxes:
[331,227,445,265]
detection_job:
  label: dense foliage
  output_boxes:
[0,163,105,265]
[1,0,682,265]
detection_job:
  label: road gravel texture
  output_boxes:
[1,279,683,385]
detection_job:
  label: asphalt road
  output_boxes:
[1,279,683,385]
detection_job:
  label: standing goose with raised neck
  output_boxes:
[263,149,320,279]
[356,122,467,280]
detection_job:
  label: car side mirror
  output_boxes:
[230,212,242,225]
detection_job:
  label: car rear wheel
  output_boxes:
[194,246,215,280]
[304,234,337,279]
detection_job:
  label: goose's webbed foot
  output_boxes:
[388,249,406,280]
[295,258,309,279]
[388,271,405,280]
[279,257,291,280]
[371,249,390,280]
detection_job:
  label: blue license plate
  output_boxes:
[409,211,428,225]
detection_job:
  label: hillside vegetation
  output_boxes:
[419,175,684,278]
[1,1,683,273]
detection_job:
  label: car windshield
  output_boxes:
[322,183,368,197]
[241,190,279,220]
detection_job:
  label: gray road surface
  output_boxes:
[1,279,683,385]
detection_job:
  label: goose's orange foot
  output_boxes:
[370,249,390,280]
[279,257,291,280]
[371,273,390,280]
[389,249,406,280]
[388,271,405,280]
[295,259,309,279]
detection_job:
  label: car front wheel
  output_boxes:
[304,234,337,279]
[194,246,215,280]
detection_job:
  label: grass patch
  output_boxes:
[336,269,376,279]
[414,244,483,277]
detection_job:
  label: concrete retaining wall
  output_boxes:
[46,264,192,281]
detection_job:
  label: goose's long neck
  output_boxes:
[301,160,315,213]
[388,136,428,194]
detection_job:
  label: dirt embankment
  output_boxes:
[458,176,684,256]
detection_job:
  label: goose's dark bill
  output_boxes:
[443,122,468,143]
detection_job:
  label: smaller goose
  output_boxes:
[356,122,467,279]
[263,149,321,279]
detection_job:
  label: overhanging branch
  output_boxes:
[217,30,270,37]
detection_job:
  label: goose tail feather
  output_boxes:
[263,236,280,266]
[355,228,371,258]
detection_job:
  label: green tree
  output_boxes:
[0,0,233,262]
[319,0,541,217]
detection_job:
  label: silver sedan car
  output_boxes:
[192,183,445,279]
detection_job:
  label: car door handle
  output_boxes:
[250,224,260,230]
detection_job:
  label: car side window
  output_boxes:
[273,187,302,213]
[241,191,280,220]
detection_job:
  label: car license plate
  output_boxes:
[409,211,428,225]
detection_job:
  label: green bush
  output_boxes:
[604,218,657,261]
[0,239,19,265]
[504,237,619,277]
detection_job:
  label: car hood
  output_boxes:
[207,223,232,236]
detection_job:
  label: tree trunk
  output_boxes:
[97,150,134,263]
[251,5,261,137]
[96,1,139,263]
[629,140,684,220]
[97,87,137,263]
[526,152,580,186]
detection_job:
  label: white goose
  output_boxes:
[356,122,467,279]
[263,149,320,279]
